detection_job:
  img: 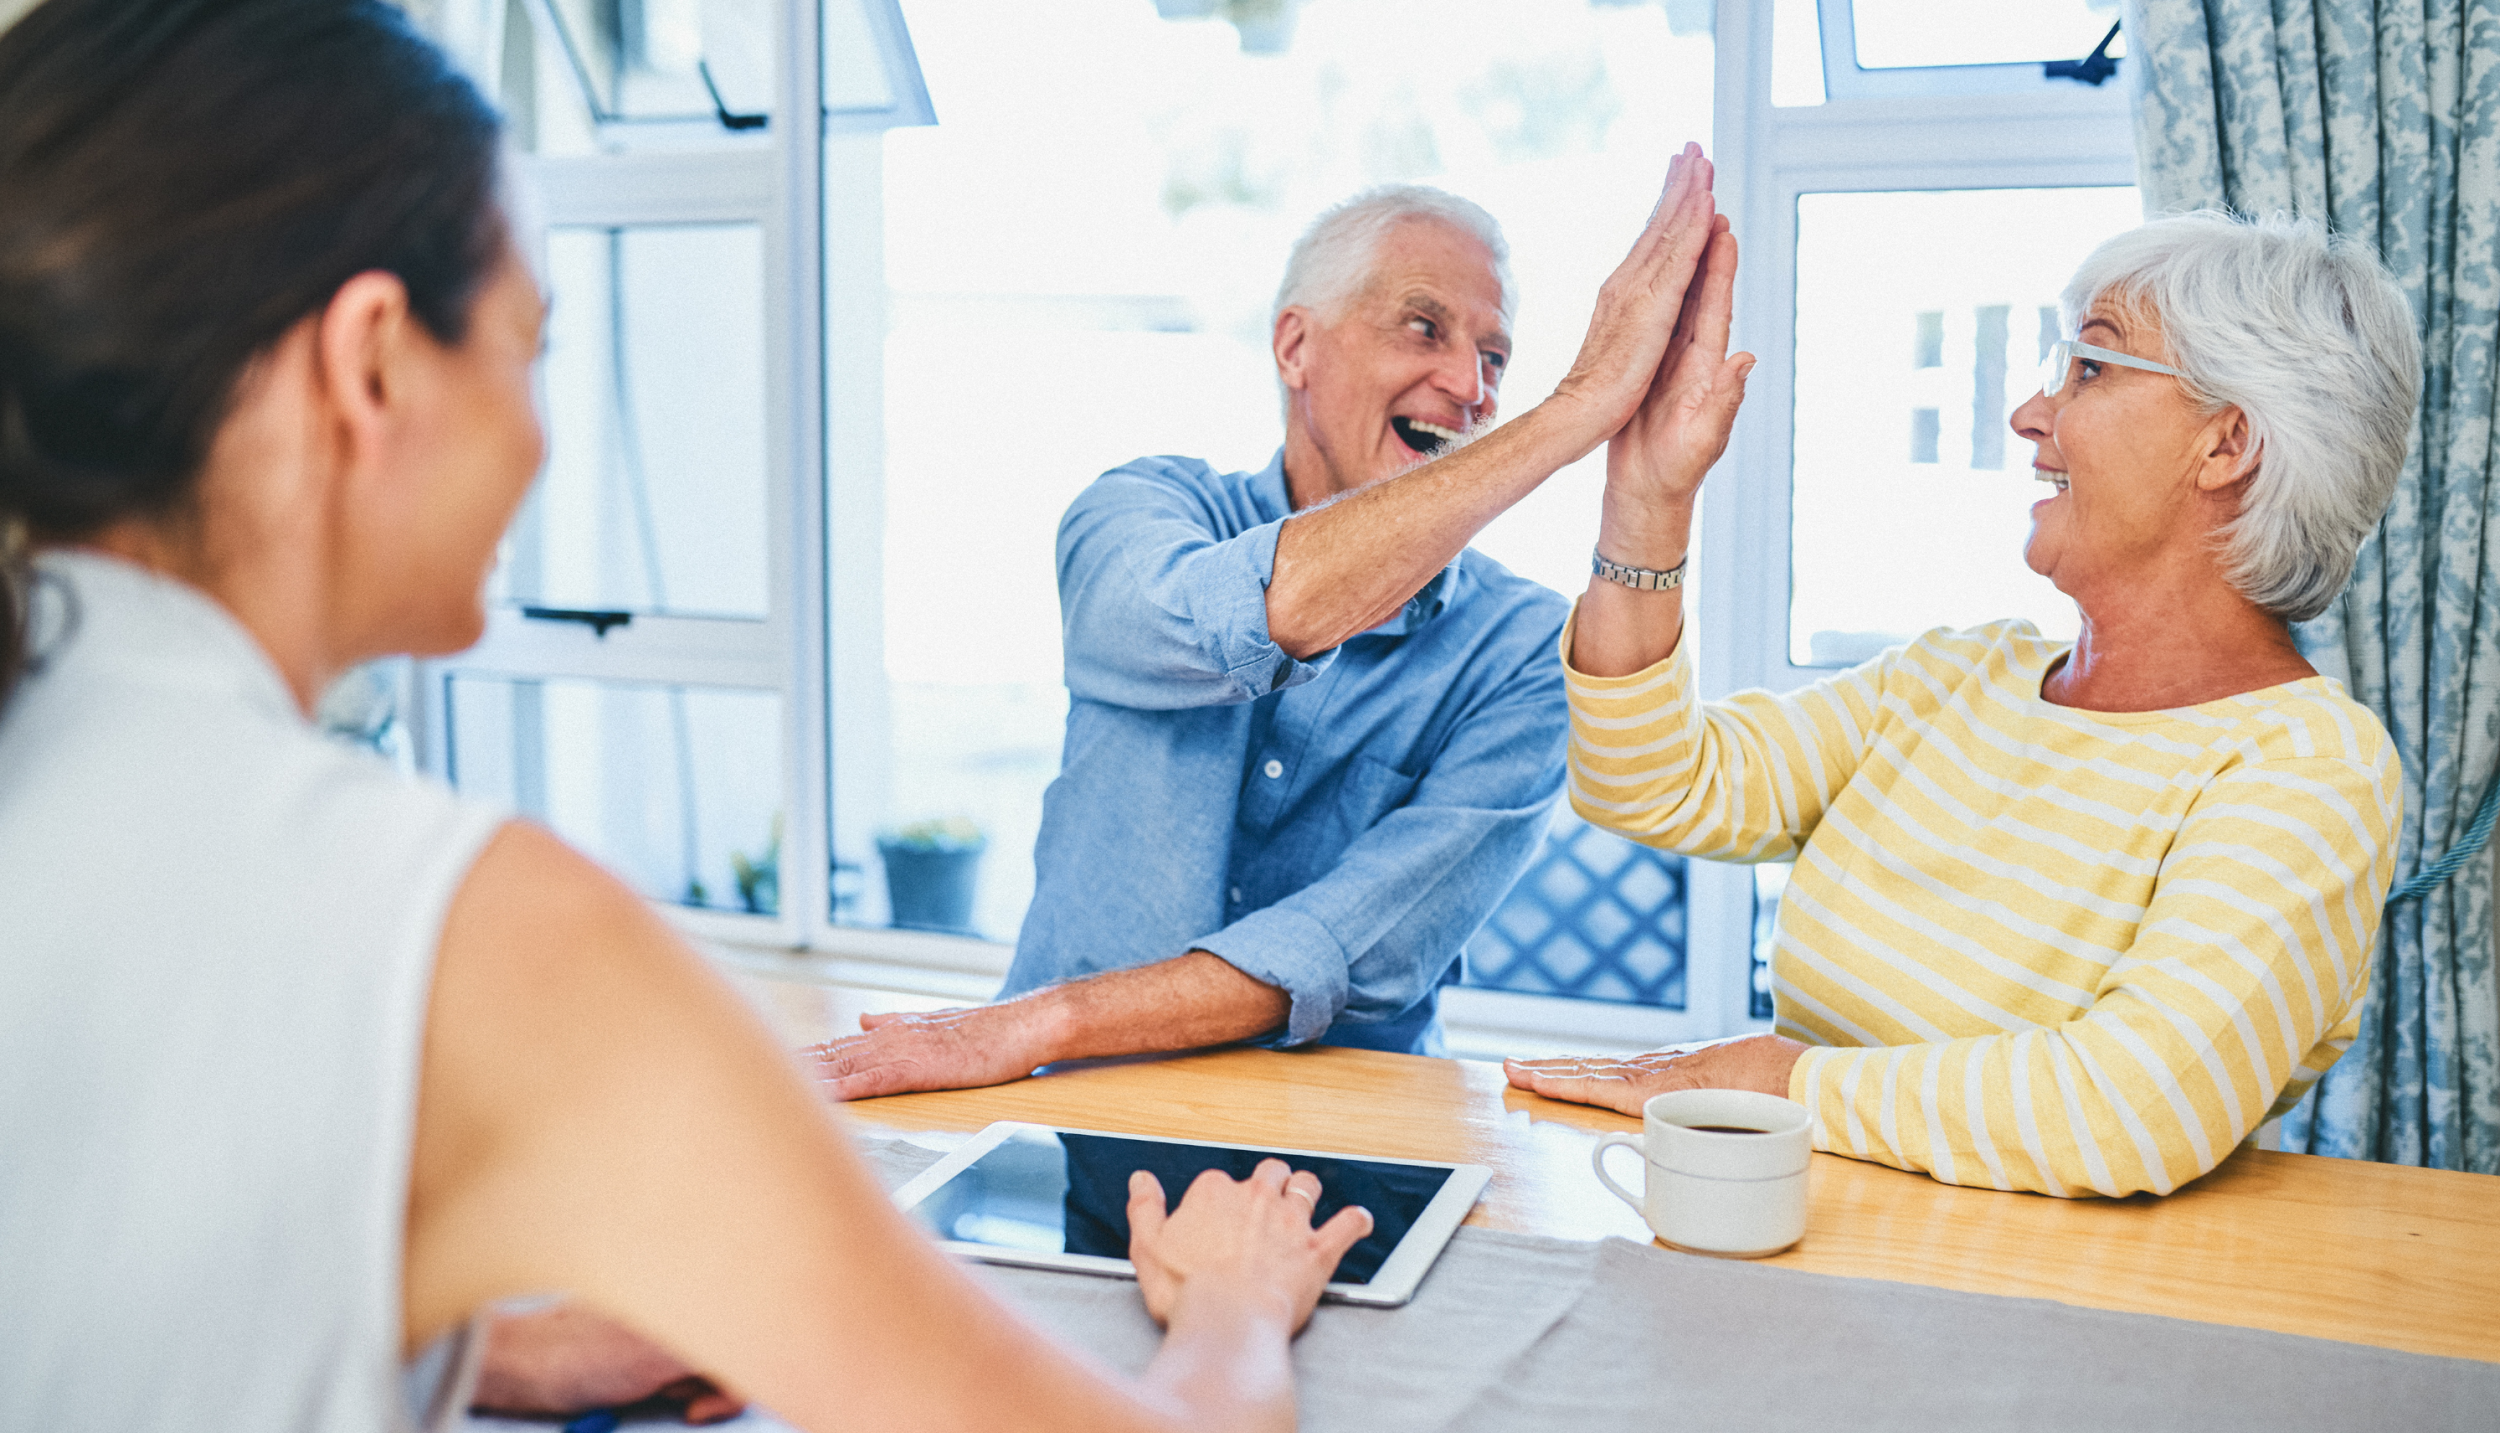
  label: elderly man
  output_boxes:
[810,148,1735,1098]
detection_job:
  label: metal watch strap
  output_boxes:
[1591,548,1687,591]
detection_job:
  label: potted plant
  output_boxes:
[730,816,782,917]
[876,817,986,934]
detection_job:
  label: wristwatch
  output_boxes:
[1591,548,1687,591]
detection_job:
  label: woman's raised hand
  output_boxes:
[1126,1160,1373,1337]
[1548,143,1728,450]
[1604,216,1753,531]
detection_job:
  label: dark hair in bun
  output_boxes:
[0,0,504,705]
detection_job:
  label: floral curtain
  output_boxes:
[2125,0,2500,1173]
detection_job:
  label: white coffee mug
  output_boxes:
[1591,1088,1813,1258]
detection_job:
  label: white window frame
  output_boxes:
[413,0,929,963]
[1700,0,2135,700]
[1677,0,2136,1037]
[1813,0,2126,102]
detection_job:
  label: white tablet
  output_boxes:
[889,1122,1491,1308]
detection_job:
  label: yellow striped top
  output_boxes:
[1565,617,2399,1197]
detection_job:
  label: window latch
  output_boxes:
[2044,21,2121,88]
[699,60,768,132]
[521,606,634,638]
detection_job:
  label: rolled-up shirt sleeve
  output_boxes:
[1057,463,1335,711]
[1194,648,1568,1044]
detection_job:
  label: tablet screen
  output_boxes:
[904,1127,1456,1284]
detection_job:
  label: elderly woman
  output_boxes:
[1507,206,2420,1198]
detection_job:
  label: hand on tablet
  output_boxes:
[1126,1159,1373,1336]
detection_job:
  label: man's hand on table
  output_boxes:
[1503,1034,1808,1116]
[472,1305,744,1425]
[808,953,1292,1100]
[806,1002,1054,1101]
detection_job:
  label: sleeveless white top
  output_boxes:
[0,552,504,1432]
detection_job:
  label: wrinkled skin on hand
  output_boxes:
[804,1004,1046,1103]
[472,1304,743,1425]
[1127,1158,1374,1336]
[1502,1034,1808,1117]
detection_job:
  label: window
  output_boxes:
[1704,0,2140,1022]
[414,0,930,953]
[405,0,2145,1051]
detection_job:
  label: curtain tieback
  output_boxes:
[2386,777,2500,904]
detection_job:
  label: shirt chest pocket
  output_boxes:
[1322,754,1421,846]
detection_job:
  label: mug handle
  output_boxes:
[1590,1132,1645,1212]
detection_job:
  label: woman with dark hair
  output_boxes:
[0,3,1369,1429]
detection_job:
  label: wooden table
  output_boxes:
[734,972,2500,1365]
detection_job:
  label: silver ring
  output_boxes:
[1286,1183,1318,1202]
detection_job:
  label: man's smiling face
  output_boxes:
[1273,217,1512,507]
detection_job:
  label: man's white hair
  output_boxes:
[2061,211,2420,623]
[1273,184,1514,324]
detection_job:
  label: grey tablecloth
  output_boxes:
[469,1133,2500,1432]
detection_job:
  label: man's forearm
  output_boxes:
[1266,399,1599,658]
[1028,951,1293,1064]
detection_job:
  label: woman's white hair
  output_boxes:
[2062,210,2421,623]
[1273,184,1514,324]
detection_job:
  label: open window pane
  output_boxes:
[503,0,775,151]
[1849,0,2120,71]
[501,222,771,621]
[447,675,783,913]
[1788,186,2140,667]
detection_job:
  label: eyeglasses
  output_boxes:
[2039,338,2182,395]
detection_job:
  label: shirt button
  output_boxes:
[1263,759,1284,779]
[1230,886,1243,903]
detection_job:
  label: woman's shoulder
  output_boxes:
[2220,677,2398,777]
[1872,619,2066,691]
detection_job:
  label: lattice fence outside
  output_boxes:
[1464,810,1687,1007]
[1749,862,1788,1020]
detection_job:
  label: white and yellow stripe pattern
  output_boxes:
[1566,617,2398,1197]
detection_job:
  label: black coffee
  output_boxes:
[1687,1124,1769,1134]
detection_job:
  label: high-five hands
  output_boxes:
[1127,1160,1374,1336]
[1606,205,1753,524]
[1549,142,1738,456]
[1565,142,1754,679]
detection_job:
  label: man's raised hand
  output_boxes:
[1547,143,1726,450]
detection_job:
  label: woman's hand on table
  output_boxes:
[1128,1160,1373,1337]
[1503,1034,1808,1117]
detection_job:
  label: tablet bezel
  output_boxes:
[887,1121,1491,1308]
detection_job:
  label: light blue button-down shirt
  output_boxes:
[1001,450,1571,1053]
